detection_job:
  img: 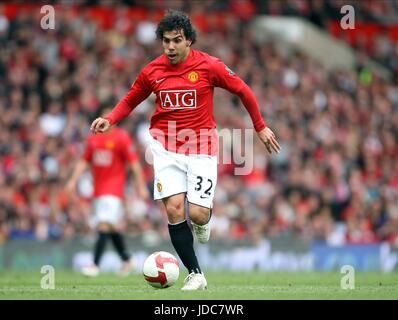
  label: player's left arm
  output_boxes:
[66,138,92,193]
[209,58,281,154]
[236,84,281,154]
[66,159,90,193]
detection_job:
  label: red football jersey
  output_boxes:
[106,49,266,155]
[83,127,138,198]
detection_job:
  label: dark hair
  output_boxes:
[155,10,197,45]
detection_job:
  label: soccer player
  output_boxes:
[67,108,149,277]
[90,10,281,289]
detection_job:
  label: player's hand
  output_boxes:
[257,127,281,154]
[90,117,111,134]
[137,185,150,201]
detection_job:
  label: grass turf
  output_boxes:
[0,271,397,300]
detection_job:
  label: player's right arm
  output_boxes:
[91,70,152,134]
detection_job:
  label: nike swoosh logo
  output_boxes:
[200,195,209,199]
[155,78,166,83]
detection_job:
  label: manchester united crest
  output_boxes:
[105,140,115,149]
[156,182,162,193]
[188,71,199,83]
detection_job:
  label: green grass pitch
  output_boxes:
[0,271,397,300]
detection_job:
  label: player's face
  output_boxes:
[162,30,191,65]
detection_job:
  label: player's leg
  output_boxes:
[163,193,203,276]
[84,195,133,276]
[163,194,207,290]
[94,222,111,266]
[82,221,110,277]
[188,204,212,243]
[187,154,217,243]
[172,202,210,291]
[174,155,216,289]
[109,227,134,276]
[99,195,134,276]
[150,137,206,290]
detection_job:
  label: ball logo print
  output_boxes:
[143,251,180,288]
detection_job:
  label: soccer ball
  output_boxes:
[143,251,180,288]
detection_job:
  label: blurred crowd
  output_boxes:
[256,0,398,80]
[254,0,398,25]
[1,1,398,246]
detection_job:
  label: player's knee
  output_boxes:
[165,201,185,223]
[189,206,210,225]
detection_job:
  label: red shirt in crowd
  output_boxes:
[105,49,266,156]
[83,127,137,198]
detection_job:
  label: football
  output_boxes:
[142,251,180,288]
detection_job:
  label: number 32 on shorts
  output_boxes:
[194,176,213,198]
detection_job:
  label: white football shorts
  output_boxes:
[149,137,217,208]
[92,195,124,227]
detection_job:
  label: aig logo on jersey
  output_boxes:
[159,90,197,109]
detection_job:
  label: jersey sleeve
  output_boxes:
[209,57,245,94]
[105,69,152,125]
